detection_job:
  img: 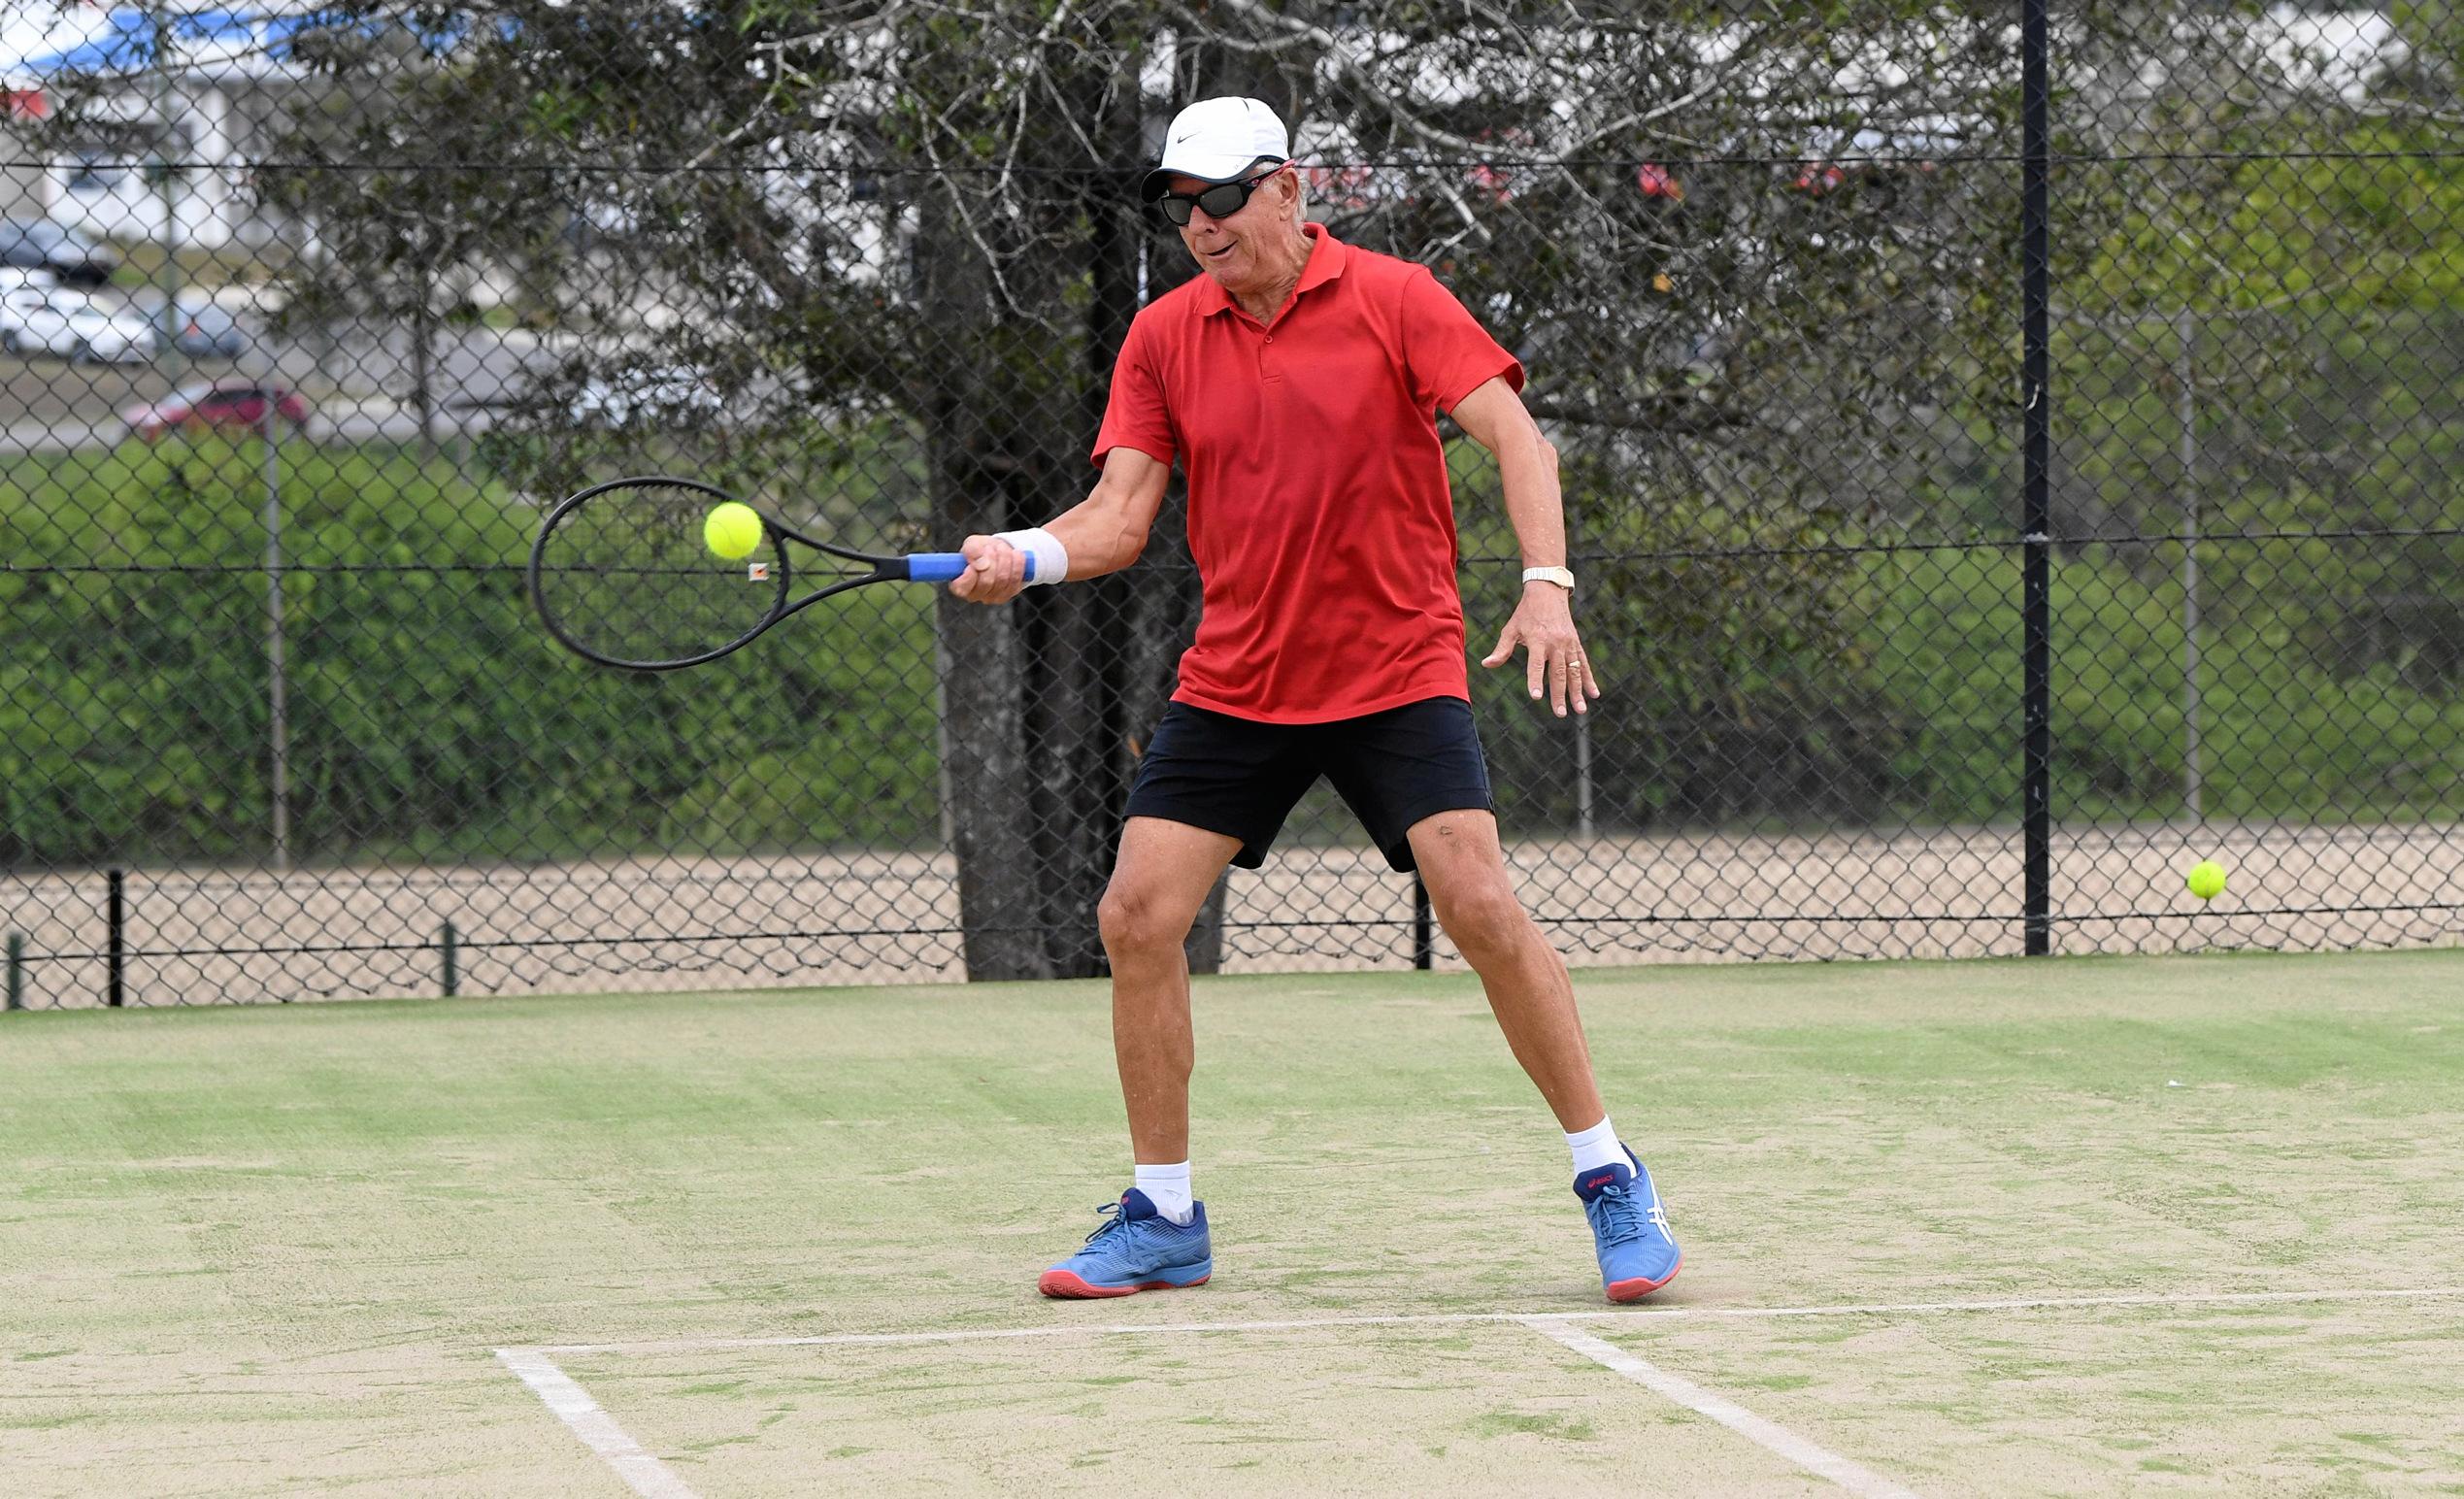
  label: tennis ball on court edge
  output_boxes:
[2186,859,2227,901]
[704,501,764,560]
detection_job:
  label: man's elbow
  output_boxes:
[1107,520,1152,571]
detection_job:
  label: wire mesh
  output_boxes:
[1,2,2457,1006]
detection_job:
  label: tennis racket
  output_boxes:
[526,475,1031,671]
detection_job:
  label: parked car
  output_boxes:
[68,302,154,363]
[565,366,725,428]
[0,285,150,362]
[0,285,77,356]
[121,381,312,441]
[0,217,117,287]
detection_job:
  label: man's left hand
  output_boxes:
[1481,582,1600,717]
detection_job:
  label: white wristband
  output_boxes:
[993,527,1070,586]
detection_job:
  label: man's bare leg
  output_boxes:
[1405,808,1605,1129]
[1039,817,1238,1300]
[1406,807,1681,1300]
[1095,816,1241,1163]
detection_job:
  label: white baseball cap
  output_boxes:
[1141,96,1290,201]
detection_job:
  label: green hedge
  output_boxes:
[4,437,2455,870]
[1,440,943,866]
[1878,548,2464,823]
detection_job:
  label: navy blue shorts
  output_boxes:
[1123,696,1494,873]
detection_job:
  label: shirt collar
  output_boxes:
[1195,221,1349,318]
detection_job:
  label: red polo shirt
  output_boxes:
[1091,223,1523,723]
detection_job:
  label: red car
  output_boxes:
[122,382,312,442]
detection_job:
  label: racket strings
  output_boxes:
[533,481,789,667]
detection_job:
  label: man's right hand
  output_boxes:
[949,535,1030,604]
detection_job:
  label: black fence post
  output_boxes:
[441,921,458,998]
[6,933,21,1012]
[2020,0,2054,956]
[107,870,125,1007]
[1412,875,1433,971]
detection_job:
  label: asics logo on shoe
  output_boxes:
[1583,1173,1616,1189]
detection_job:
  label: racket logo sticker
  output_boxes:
[747,562,769,581]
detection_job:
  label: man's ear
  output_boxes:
[1278,165,1306,218]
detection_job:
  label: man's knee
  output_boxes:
[1429,878,1531,959]
[1098,880,1195,961]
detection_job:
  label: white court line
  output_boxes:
[494,1347,703,1499]
[532,1282,2464,1356]
[1519,1316,1923,1498]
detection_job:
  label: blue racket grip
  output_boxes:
[906,552,1035,583]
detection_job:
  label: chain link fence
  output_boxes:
[3,2,2459,1008]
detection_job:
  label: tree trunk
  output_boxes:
[916,33,1254,981]
[918,157,1164,980]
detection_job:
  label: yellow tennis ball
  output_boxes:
[2186,860,2227,901]
[704,501,763,560]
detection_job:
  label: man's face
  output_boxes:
[1168,167,1292,288]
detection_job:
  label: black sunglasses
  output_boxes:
[1153,165,1286,226]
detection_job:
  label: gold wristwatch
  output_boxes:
[1521,566,1575,591]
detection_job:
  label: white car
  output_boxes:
[0,286,74,356]
[0,286,153,363]
[65,301,154,363]
[564,366,725,428]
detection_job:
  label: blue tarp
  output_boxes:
[17,7,467,79]
[24,10,301,74]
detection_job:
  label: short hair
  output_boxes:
[1247,158,1306,223]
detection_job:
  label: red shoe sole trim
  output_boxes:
[1605,1254,1682,1303]
[1038,1268,1211,1300]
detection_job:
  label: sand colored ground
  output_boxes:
[5,819,2459,1007]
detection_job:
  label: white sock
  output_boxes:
[1133,1161,1195,1225]
[1565,1116,1627,1176]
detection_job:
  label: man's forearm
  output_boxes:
[1044,483,1154,580]
[953,449,1169,601]
[1497,433,1567,571]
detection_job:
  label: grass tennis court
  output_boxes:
[5,949,2460,1495]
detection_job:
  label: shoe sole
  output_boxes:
[1038,1264,1213,1299]
[1605,1253,1682,1303]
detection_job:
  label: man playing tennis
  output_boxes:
[949,97,1680,1304]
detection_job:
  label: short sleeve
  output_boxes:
[1091,311,1178,468]
[1399,266,1524,416]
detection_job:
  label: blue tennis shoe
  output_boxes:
[1576,1148,1681,1302]
[1038,1188,1214,1299]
